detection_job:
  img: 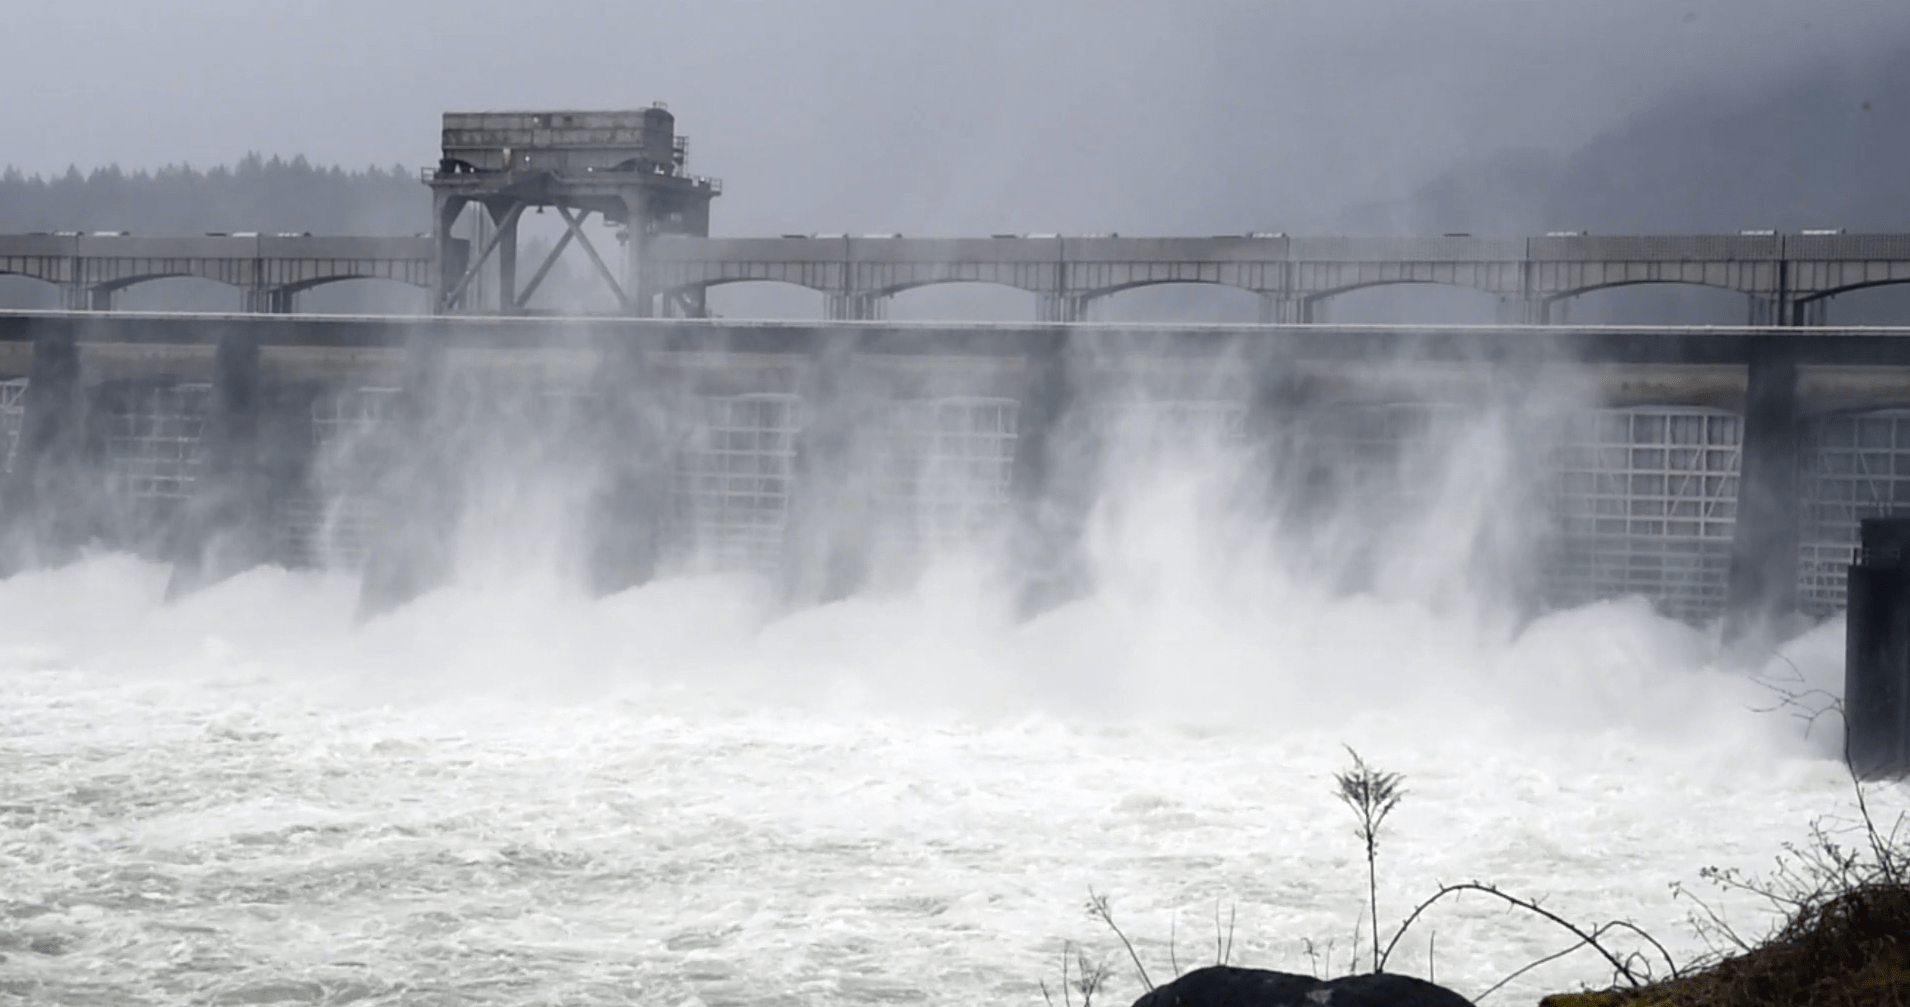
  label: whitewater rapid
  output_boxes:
[1,546,1902,1007]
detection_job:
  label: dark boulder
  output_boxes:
[1131,965,1474,1007]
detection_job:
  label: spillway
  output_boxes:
[3,311,1909,1006]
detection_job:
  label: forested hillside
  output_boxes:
[0,157,455,312]
[0,155,424,235]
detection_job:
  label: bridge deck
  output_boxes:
[7,231,1910,320]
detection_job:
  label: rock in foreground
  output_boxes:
[1131,964,1474,1007]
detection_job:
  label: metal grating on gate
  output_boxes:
[671,393,801,573]
[275,387,401,570]
[105,383,211,505]
[0,378,26,476]
[1796,410,1910,616]
[1544,407,1740,621]
[869,396,1019,564]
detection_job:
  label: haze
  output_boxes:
[6,0,1907,237]
[10,4,1910,1005]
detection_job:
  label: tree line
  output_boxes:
[0,154,428,236]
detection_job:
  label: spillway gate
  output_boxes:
[5,312,1910,628]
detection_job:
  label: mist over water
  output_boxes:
[4,368,1905,1007]
[1,0,1907,1000]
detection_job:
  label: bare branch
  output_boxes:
[1086,888,1153,991]
[1377,881,1670,987]
[1168,913,1180,979]
[1224,902,1236,966]
[1474,935,1593,1003]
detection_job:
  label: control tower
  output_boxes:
[424,104,721,315]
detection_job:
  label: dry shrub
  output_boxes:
[1541,879,1910,1006]
[1540,798,1910,1007]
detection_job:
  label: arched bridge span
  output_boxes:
[0,233,455,312]
[9,231,1910,323]
[645,232,1910,323]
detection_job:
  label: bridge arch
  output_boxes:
[279,273,431,295]
[1545,279,1755,325]
[1079,279,1265,323]
[884,280,1038,322]
[1804,278,1910,299]
[1306,279,1505,324]
[110,275,246,312]
[289,275,433,314]
[1796,277,1910,310]
[0,271,63,309]
[694,278,830,320]
[0,265,63,285]
[1803,280,1910,326]
[870,275,1050,300]
[94,272,242,296]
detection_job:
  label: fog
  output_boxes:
[6,3,1910,1005]
[4,372,1903,1003]
[6,0,1908,236]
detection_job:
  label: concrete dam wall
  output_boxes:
[4,311,1910,626]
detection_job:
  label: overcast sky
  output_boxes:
[5,0,1907,236]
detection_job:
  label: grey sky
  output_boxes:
[5,0,1906,235]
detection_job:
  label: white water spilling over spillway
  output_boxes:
[2,397,1907,1007]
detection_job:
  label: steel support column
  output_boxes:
[1258,295,1311,324]
[1749,294,1814,328]
[621,192,652,318]
[1038,294,1085,323]
[431,192,470,313]
[493,204,519,315]
[554,204,629,311]
[244,288,297,314]
[826,293,888,321]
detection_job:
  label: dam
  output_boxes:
[1,309,1910,631]
[6,109,1910,629]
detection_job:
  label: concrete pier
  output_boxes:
[1845,518,1910,779]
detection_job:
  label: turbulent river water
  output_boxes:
[3,433,1906,1007]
